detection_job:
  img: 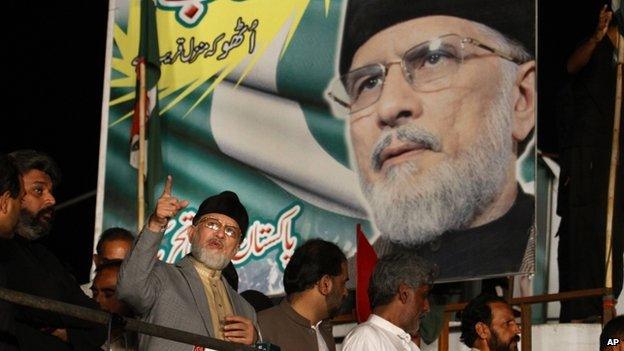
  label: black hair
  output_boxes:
[0,154,21,198]
[283,238,346,295]
[96,227,135,255]
[9,149,61,188]
[600,315,624,351]
[460,294,509,348]
[95,258,123,273]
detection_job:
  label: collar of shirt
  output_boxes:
[279,299,316,328]
[190,256,222,280]
[368,314,413,345]
[311,319,330,351]
[279,300,331,351]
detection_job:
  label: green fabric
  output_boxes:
[419,304,445,345]
[140,0,163,210]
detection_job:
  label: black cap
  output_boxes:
[339,0,535,75]
[193,191,249,239]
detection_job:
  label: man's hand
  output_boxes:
[223,315,257,345]
[567,4,615,73]
[49,328,68,343]
[147,175,189,233]
[592,4,613,43]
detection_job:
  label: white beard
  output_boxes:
[190,236,230,270]
[359,69,516,245]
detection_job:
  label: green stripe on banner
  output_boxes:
[276,0,349,167]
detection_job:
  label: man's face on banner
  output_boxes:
[347,16,530,244]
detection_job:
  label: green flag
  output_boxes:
[129,0,162,210]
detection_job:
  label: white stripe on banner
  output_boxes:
[210,80,367,218]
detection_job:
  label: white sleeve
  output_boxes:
[341,325,383,351]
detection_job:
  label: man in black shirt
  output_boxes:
[6,150,106,350]
[556,5,623,322]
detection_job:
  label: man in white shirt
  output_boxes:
[342,252,437,351]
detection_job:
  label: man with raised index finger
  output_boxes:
[117,176,259,350]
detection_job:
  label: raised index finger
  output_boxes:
[162,175,173,196]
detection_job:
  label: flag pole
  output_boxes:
[604,30,623,326]
[137,60,147,231]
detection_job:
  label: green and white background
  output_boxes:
[97,0,535,295]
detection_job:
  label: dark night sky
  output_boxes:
[3,0,109,282]
[1,1,606,284]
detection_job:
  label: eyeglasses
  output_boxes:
[328,33,521,115]
[196,217,241,239]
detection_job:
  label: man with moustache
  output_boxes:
[10,150,58,241]
[117,176,258,350]
[460,294,521,351]
[5,149,106,350]
[342,251,437,351]
[0,154,25,350]
[258,239,349,351]
[85,226,247,299]
[328,0,536,280]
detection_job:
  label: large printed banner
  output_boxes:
[101,0,536,294]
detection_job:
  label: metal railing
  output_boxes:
[438,287,612,351]
[0,287,264,351]
[328,287,612,351]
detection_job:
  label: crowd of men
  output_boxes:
[0,149,622,350]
